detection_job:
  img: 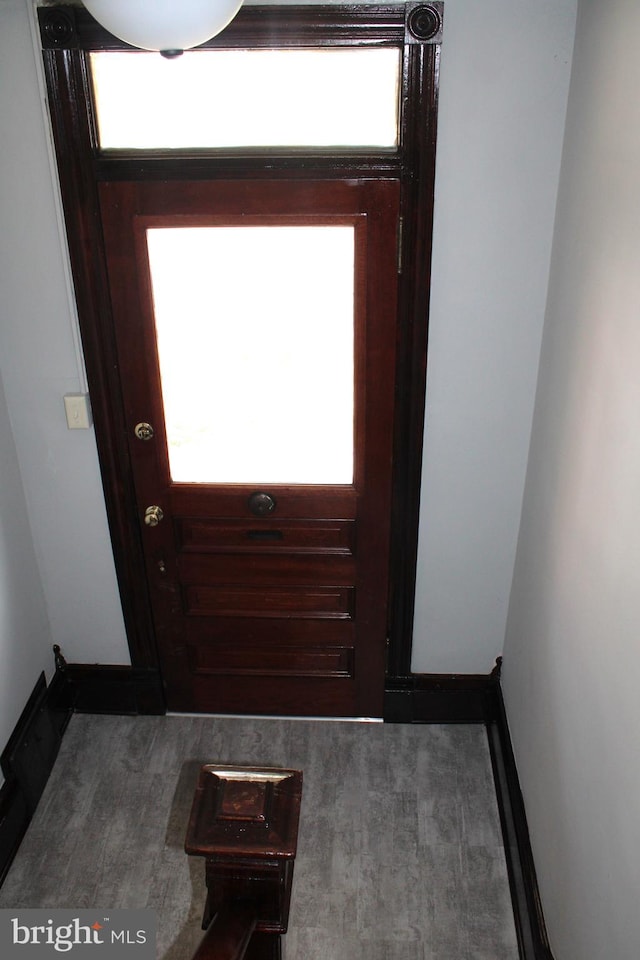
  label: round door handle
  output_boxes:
[134,421,155,441]
[248,492,277,517]
[144,505,164,527]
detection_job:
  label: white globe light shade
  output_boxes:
[82,0,244,53]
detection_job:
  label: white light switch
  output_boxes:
[63,392,92,429]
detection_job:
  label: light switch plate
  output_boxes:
[63,392,92,429]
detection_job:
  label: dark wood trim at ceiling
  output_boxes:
[37,4,442,690]
[39,3,442,50]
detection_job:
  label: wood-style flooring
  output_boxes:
[0,715,518,959]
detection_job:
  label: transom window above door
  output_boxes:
[90,49,401,150]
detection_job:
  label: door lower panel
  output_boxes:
[188,640,354,678]
[184,584,354,619]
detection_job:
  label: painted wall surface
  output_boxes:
[503,1,640,957]
[0,371,52,775]
[0,0,129,668]
[0,0,576,684]
[412,0,577,671]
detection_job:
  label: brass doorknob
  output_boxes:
[134,422,155,441]
[144,505,164,527]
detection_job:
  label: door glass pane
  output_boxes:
[146,226,355,484]
[90,49,400,149]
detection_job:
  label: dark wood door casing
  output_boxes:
[38,4,443,706]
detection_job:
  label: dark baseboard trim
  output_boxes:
[47,666,76,736]
[384,668,501,722]
[0,670,73,886]
[67,664,165,715]
[0,778,29,888]
[487,684,554,960]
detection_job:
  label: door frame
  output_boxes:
[38,3,443,710]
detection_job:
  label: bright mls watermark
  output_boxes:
[0,910,156,959]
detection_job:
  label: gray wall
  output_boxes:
[503,0,640,957]
[0,373,52,787]
[0,0,130,674]
[412,0,576,671]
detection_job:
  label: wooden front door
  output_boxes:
[99,178,400,716]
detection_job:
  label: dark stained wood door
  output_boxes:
[99,178,399,716]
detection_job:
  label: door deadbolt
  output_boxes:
[144,505,164,527]
[134,422,154,441]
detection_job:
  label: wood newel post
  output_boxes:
[192,903,258,960]
[185,765,303,960]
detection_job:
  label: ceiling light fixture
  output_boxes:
[82,0,244,58]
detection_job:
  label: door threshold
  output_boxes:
[167,712,383,723]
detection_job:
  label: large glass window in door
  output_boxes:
[146,224,355,484]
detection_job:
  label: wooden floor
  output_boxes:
[0,715,518,960]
